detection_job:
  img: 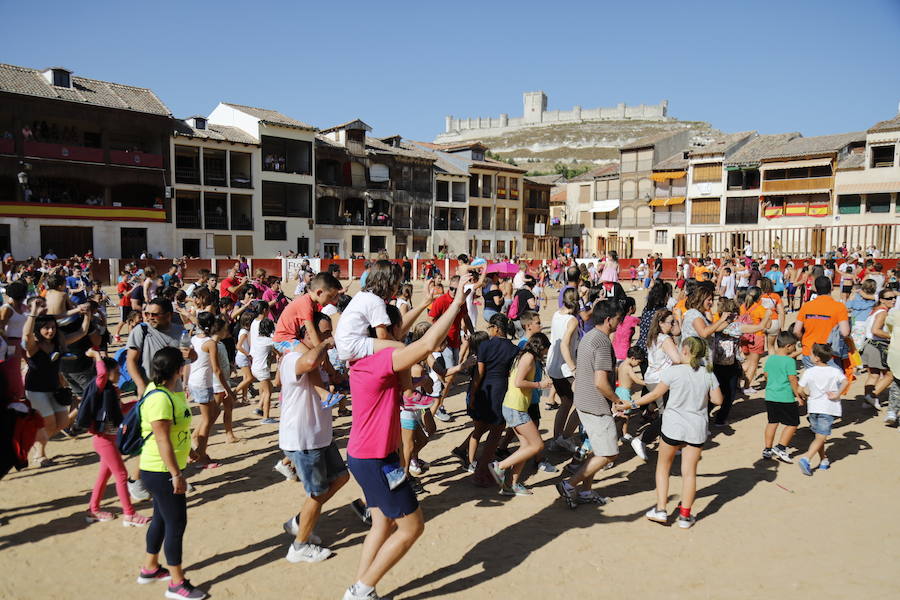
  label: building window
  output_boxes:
[262,181,312,217]
[468,208,478,229]
[481,206,491,230]
[871,145,895,168]
[621,151,637,173]
[0,224,11,255]
[655,230,668,245]
[450,208,465,230]
[526,237,535,252]
[370,236,386,253]
[435,207,449,230]
[838,194,861,214]
[412,236,428,252]
[622,180,637,200]
[452,181,466,202]
[264,220,287,240]
[481,240,491,254]
[174,146,200,184]
[724,197,759,224]
[727,169,760,190]
[436,180,449,202]
[469,176,479,197]
[297,237,310,256]
[496,208,506,230]
[508,208,518,230]
[496,240,506,254]
[351,235,365,253]
[693,163,723,183]
[51,69,71,88]
[509,178,519,198]
[497,176,507,199]
[182,238,200,257]
[867,193,891,213]
[261,136,311,174]
[481,174,493,198]
[691,198,721,225]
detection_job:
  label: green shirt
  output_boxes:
[764,354,798,403]
[139,383,192,472]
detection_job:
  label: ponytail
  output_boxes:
[682,336,710,372]
[196,311,215,335]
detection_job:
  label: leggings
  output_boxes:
[712,363,741,424]
[141,469,188,566]
[89,433,135,515]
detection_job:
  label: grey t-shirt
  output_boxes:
[659,364,719,444]
[128,321,186,386]
[573,327,615,416]
[680,308,708,341]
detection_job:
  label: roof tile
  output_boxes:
[221,102,315,130]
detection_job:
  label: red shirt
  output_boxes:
[117,281,132,307]
[274,294,320,343]
[428,292,463,348]
[219,276,240,301]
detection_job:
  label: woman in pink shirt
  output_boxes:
[613,297,639,362]
[342,278,470,600]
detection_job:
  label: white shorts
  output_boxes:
[336,335,374,363]
[576,410,619,458]
[235,353,250,369]
[252,367,272,382]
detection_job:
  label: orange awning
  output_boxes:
[649,197,667,207]
[650,171,687,182]
[665,196,686,206]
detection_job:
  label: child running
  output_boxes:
[762,331,803,463]
[622,337,723,529]
[796,343,846,475]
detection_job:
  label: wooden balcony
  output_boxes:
[762,177,832,194]
[0,201,166,222]
[24,141,104,163]
[110,150,164,169]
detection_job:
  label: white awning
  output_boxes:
[591,199,620,213]
[760,157,832,170]
[836,182,900,194]
[765,189,831,197]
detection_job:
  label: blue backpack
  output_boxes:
[116,387,176,456]
[115,323,149,394]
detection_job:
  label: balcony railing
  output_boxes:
[24,141,104,163]
[230,175,252,188]
[450,218,465,231]
[451,192,467,202]
[1,201,166,222]
[204,169,227,187]
[110,150,164,169]
[175,167,200,184]
[176,211,201,229]
[231,215,253,230]
[204,212,228,230]
[762,176,832,193]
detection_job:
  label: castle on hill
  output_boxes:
[436,91,671,142]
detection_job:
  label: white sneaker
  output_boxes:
[128,478,149,501]
[285,541,331,563]
[537,461,558,473]
[631,437,648,461]
[274,459,298,481]
[884,411,898,425]
[282,516,321,544]
[645,507,668,523]
[771,446,793,464]
[864,394,881,410]
[342,585,386,600]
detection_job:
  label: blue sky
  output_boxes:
[3,0,899,140]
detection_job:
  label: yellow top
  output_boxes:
[502,361,535,412]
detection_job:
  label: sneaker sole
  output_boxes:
[678,521,695,529]
[136,575,171,585]
[122,520,149,527]
[646,514,668,523]
[286,549,332,563]
[165,591,207,600]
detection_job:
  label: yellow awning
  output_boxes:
[650,171,686,182]
[649,197,667,207]
[665,196,686,206]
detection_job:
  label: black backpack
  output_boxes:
[116,387,175,456]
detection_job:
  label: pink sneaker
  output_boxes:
[165,579,207,599]
[136,565,171,584]
[85,510,114,523]
[402,392,434,410]
[123,513,151,527]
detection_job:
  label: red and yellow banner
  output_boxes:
[0,202,166,222]
[764,206,783,218]
[808,203,830,217]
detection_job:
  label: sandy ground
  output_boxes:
[1,282,899,600]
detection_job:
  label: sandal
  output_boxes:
[123,513,151,527]
[85,510,115,523]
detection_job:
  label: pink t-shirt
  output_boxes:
[613,315,639,360]
[347,348,401,459]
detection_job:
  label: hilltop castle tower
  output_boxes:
[437,92,670,143]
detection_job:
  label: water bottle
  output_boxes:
[179,329,191,349]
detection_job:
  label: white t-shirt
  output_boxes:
[278,351,332,451]
[464,284,477,328]
[188,335,213,389]
[251,335,274,375]
[721,274,736,299]
[799,365,845,417]
[334,291,391,361]
[322,303,339,317]
[212,341,230,394]
[236,328,251,368]
[250,318,261,346]
[546,311,577,379]
[513,271,526,290]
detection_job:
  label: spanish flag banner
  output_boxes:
[808,203,830,217]
[764,205,783,218]
[784,204,808,217]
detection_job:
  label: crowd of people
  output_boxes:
[0,247,896,600]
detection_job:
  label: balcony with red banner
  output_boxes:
[24,140,104,163]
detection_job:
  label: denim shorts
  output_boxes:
[347,452,418,519]
[189,386,214,405]
[808,413,835,436]
[285,442,347,496]
[273,340,301,354]
[400,408,420,431]
[501,405,531,428]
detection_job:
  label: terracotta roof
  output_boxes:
[760,131,866,161]
[469,158,528,173]
[320,119,373,134]
[550,189,567,204]
[620,129,688,150]
[569,164,619,182]
[654,151,690,171]
[724,132,803,166]
[173,120,258,145]
[0,62,170,116]
[524,174,565,185]
[221,102,315,130]
[366,137,435,161]
[868,114,900,134]
[689,131,756,157]
[837,151,866,170]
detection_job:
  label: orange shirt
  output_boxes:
[674,298,687,319]
[740,302,768,339]
[796,295,849,356]
[274,294,320,343]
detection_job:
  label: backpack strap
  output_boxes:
[139,387,178,425]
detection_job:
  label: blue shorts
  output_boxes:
[400,409,421,431]
[285,442,347,496]
[274,340,301,354]
[347,452,418,519]
[502,405,531,428]
[808,413,835,436]
[189,386,214,405]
